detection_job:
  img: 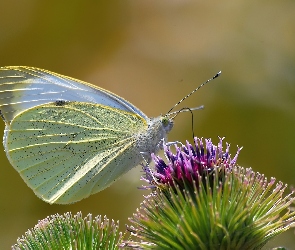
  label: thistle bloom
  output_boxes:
[143,137,241,191]
[127,137,295,250]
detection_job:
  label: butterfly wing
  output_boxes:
[5,101,147,204]
[0,66,148,124]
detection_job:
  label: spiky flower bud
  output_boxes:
[126,137,295,249]
[12,212,123,250]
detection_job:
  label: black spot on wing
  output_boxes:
[55,100,68,106]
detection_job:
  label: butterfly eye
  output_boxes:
[161,117,170,126]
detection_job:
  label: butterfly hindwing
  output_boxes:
[4,101,147,204]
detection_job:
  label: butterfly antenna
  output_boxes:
[167,71,221,114]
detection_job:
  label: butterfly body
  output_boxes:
[0,67,173,204]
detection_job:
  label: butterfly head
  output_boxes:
[161,115,174,134]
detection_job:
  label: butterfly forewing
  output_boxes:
[5,101,147,204]
[0,66,148,123]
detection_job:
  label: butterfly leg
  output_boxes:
[165,141,184,147]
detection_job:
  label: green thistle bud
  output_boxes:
[12,212,123,250]
[126,137,295,249]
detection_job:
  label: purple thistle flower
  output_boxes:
[143,136,242,190]
[127,137,295,249]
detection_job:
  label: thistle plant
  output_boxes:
[12,212,123,250]
[125,137,295,249]
[12,137,295,249]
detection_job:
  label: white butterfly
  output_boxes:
[0,66,220,204]
[0,66,173,204]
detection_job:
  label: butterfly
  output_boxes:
[0,66,220,204]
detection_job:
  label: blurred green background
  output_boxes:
[0,1,294,248]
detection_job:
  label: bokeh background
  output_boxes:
[0,0,294,248]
